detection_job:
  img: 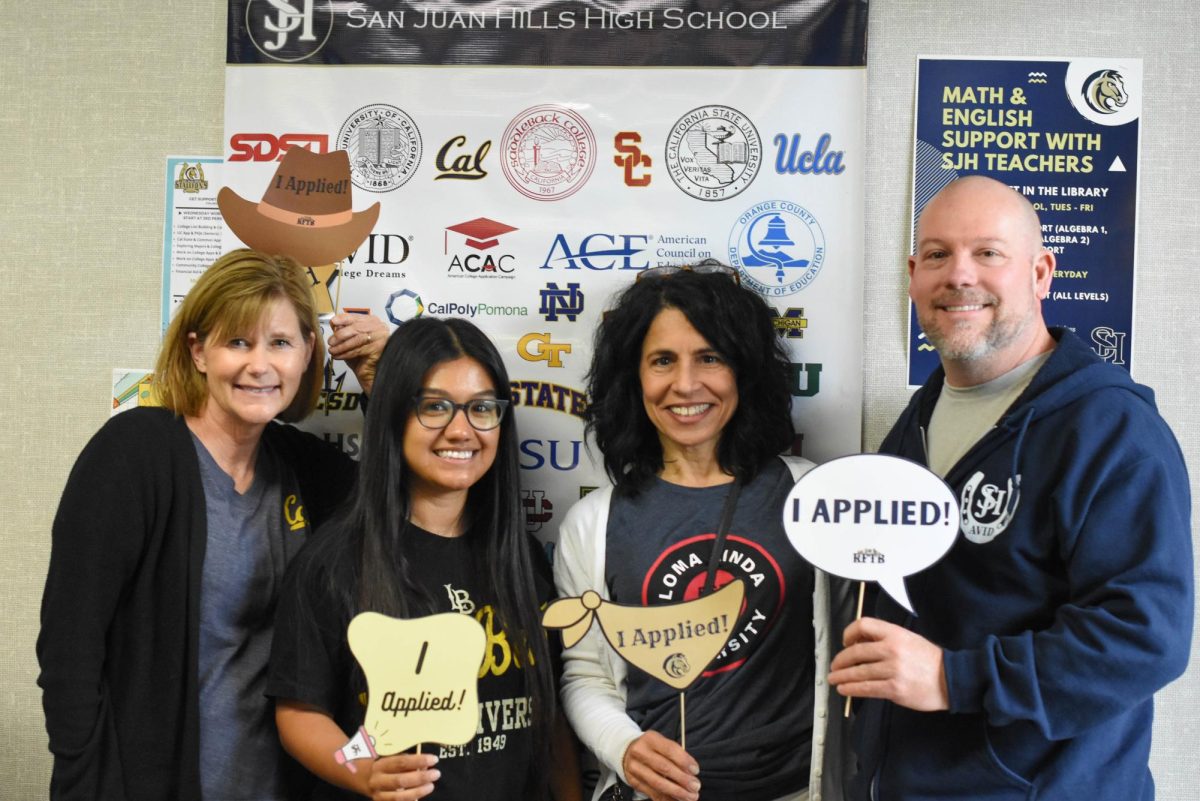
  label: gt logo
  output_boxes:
[614,132,651,187]
[518,333,571,368]
[228,132,329,162]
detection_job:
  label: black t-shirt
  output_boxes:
[268,523,553,801]
[605,460,815,801]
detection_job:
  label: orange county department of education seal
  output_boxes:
[338,104,423,193]
[666,105,762,201]
[501,105,596,201]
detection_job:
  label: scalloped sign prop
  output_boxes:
[346,611,486,757]
[543,579,744,691]
[782,454,958,614]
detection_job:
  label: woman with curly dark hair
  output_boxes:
[554,263,853,801]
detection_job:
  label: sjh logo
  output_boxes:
[521,490,554,534]
[445,584,476,614]
[246,0,332,62]
[960,471,1021,544]
[614,132,651,187]
[539,282,584,322]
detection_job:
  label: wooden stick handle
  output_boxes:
[844,581,866,718]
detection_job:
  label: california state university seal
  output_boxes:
[501,105,596,201]
[338,104,422,193]
[666,105,762,201]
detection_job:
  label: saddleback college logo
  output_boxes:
[244,0,334,63]
[338,104,422,193]
[643,535,784,675]
[444,218,517,279]
[666,105,762,201]
[727,200,826,297]
[502,105,596,201]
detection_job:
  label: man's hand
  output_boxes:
[622,730,700,801]
[829,617,950,712]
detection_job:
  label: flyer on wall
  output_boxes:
[162,156,224,332]
[908,56,1141,387]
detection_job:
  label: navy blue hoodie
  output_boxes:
[854,329,1192,801]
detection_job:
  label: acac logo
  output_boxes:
[541,234,650,270]
[445,218,517,278]
[229,133,329,162]
[518,333,572,368]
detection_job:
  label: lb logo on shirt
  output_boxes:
[960,471,1020,544]
[641,534,785,675]
[284,494,307,532]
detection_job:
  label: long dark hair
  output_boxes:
[326,317,555,769]
[585,270,794,494]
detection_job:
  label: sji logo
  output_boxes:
[518,333,572,368]
[613,132,651,187]
[541,233,650,271]
[538,282,584,322]
[521,490,554,534]
[245,0,334,62]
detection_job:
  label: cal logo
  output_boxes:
[284,494,307,532]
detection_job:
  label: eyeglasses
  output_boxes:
[636,260,740,284]
[413,396,510,431]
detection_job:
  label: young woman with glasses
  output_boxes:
[269,317,580,801]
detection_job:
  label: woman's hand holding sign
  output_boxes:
[828,617,949,712]
[622,731,701,801]
[365,753,441,801]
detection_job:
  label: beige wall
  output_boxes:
[2,1,1196,797]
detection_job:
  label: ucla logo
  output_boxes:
[727,200,826,296]
[772,133,845,176]
[1083,69,1128,115]
[539,282,584,322]
[521,490,554,534]
[283,494,307,532]
[960,471,1021,544]
[245,0,333,62]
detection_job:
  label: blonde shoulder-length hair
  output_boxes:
[153,249,324,422]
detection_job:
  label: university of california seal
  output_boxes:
[337,104,422,193]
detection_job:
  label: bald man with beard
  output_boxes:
[829,176,1192,800]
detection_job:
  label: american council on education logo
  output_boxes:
[501,105,596,201]
[666,105,761,201]
[338,104,423,193]
[245,0,334,63]
[727,200,826,297]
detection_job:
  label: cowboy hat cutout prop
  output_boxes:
[219,147,380,267]
[544,580,745,747]
[335,611,487,773]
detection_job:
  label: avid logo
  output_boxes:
[343,233,412,282]
[539,283,584,322]
[245,0,333,62]
[435,135,490,180]
[614,132,651,187]
[541,233,650,270]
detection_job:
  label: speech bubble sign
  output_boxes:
[543,580,745,691]
[782,454,958,614]
[347,611,486,756]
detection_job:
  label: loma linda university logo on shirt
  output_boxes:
[960,471,1021,544]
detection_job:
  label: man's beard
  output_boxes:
[919,290,1034,363]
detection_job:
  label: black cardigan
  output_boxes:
[37,407,356,801]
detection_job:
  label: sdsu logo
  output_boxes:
[229,133,329,162]
[643,534,784,675]
[960,471,1021,544]
[502,105,596,201]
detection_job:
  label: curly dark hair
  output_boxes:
[585,268,794,494]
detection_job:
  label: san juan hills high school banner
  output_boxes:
[222,0,869,545]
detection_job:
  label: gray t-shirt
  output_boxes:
[605,459,814,801]
[193,435,289,801]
